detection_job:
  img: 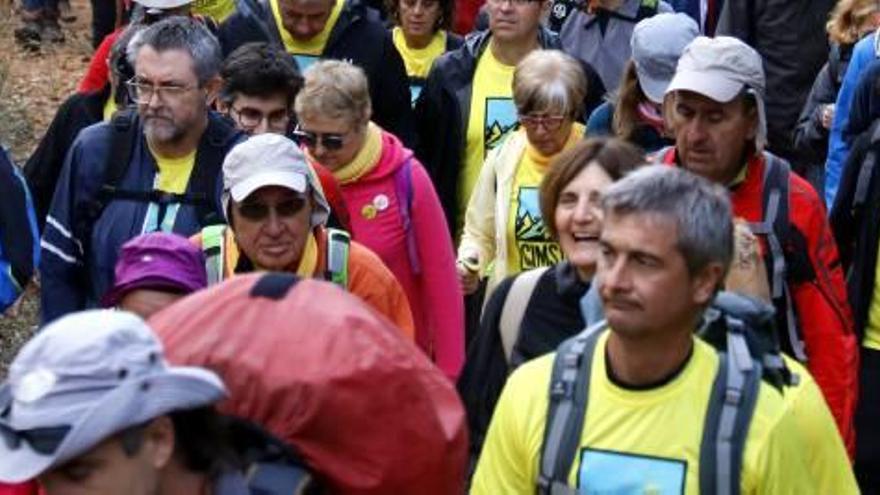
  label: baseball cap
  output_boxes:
[630,13,699,104]
[222,133,330,227]
[134,0,193,11]
[0,310,226,483]
[666,36,768,148]
[102,232,208,308]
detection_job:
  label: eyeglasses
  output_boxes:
[292,125,349,151]
[229,106,291,132]
[0,421,71,455]
[236,196,308,221]
[125,78,197,104]
[519,114,567,132]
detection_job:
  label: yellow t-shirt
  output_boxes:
[191,0,237,23]
[863,240,880,349]
[102,97,117,122]
[781,356,859,494]
[270,0,343,72]
[505,124,583,274]
[472,331,815,494]
[458,46,516,232]
[151,148,196,194]
[391,27,446,105]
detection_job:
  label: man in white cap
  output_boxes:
[191,133,416,339]
[0,310,231,492]
[656,36,858,454]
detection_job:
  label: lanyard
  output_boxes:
[140,174,182,234]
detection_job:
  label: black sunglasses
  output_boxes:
[237,196,308,221]
[292,126,347,151]
[0,421,71,455]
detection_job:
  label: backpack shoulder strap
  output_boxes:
[747,154,789,301]
[499,266,550,364]
[537,324,605,495]
[325,227,351,288]
[189,117,237,228]
[699,328,763,495]
[98,110,139,201]
[201,224,227,286]
[394,158,422,274]
[246,463,315,493]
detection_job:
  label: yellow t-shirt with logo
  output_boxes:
[102,97,117,122]
[458,46,516,232]
[472,331,815,494]
[863,241,880,349]
[505,124,583,274]
[270,0,343,72]
[151,148,196,194]
[392,27,446,105]
[192,0,237,23]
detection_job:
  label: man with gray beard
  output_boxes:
[39,16,242,323]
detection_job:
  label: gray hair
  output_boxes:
[601,165,733,275]
[294,60,372,128]
[127,16,222,85]
[513,49,586,119]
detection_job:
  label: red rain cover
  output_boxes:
[149,273,467,494]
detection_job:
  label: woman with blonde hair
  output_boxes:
[456,49,589,301]
[795,0,880,195]
[294,60,464,381]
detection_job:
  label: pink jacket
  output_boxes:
[340,130,464,380]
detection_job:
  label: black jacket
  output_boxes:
[457,262,588,462]
[716,0,836,162]
[794,43,853,169]
[24,85,110,229]
[831,119,880,337]
[218,0,416,147]
[414,29,606,234]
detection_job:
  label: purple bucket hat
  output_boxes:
[102,232,208,307]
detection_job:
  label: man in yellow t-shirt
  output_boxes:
[217,0,416,146]
[473,166,824,494]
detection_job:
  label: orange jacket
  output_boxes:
[190,226,415,340]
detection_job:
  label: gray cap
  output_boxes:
[134,0,193,10]
[666,36,768,149]
[222,133,331,228]
[0,310,226,483]
[630,13,699,104]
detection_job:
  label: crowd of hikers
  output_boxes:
[1,0,880,492]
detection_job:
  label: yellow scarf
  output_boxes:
[294,230,319,277]
[391,27,446,79]
[332,122,383,184]
[270,0,343,55]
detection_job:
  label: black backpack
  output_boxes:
[537,291,796,495]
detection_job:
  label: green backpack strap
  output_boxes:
[201,224,227,286]
[325,228,351,289]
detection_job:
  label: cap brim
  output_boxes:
[135,0,192,9]
[665,70,745,103]
[638,74,669,105]
[229,172,308,203]
[101,277,194,308]
[0,368,225,483]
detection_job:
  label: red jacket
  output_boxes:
[78,30,120,94]
[660,148,859,453]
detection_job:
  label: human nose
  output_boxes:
[263,209,284,235]
[600,254,629,294]
[571,196,596,224]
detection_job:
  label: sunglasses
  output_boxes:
[237,196,308,221]
[0,421,71,455]
[292,125,347,151]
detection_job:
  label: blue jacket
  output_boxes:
[40,112,241,322]
[0,147,39,312]
[825,32,877,206]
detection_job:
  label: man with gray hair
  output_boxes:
[656,35,858,454]
[472,165,816,493]
[40,16,243,323]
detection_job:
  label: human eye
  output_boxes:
[675,104,694,119]
[558,191,578,206]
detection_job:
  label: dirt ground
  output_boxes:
[0,0,93,376]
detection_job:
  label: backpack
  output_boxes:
[655,147,806,362]
[73,110,230,255]
[538,291,795,495]
[201,225,353,288]
[498,266,550,364]
[548,0,659,33]
[849,119,880,214]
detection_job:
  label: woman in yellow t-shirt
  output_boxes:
[386,0,462,106]
[456,50,593,298]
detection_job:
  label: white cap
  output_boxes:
[134,0,193,10]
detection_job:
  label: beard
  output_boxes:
[143,114,186,144]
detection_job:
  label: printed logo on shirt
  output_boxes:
[292,54,320,72]
[577,448,687,494]
[484,97,517,157]
[409,83,423,107]
[515,186,562,270]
